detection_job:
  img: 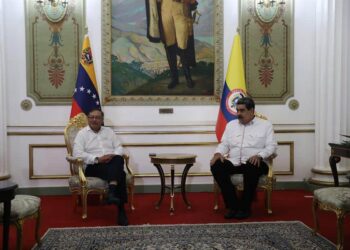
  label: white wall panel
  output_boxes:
[3,0,319,188]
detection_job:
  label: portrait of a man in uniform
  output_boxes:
[104,0,220,104]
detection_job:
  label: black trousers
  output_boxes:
[85,155,127,203]
[211,159,268,211]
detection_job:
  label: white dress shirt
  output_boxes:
[215,117,277,166]
[73,126,124,165]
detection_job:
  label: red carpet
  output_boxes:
[1,190,349,249]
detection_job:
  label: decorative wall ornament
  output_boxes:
[288,99,299,110]
[101,0,223,105]
[240,0,294,104]
[26,0,85,105]
[21,99,33,111]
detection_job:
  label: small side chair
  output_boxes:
[0,195,41,250]
[312,167,350,250]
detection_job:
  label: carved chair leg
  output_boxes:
[266,187,272,215]
[213,180,220,211]
[72,193,80,211]
[99,193,104,203]
[312,198,319,235]
[81,188,88,219]
[336,212,345,250]
[14,219,24,250]
[129,182,135,211]
[35,210,42,246]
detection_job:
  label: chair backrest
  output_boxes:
[255,112,268,120]
[64,113,88,174]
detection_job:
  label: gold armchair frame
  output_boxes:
[312,157,350,250]
[0,195,41,250]
[213,113,276,214]
[64,113,135,219]
[312,195,349,250]
[213,156,276,214]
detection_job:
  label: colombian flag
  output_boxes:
[70,35,101,119]
[215,34,247,142]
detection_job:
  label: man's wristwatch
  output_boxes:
[94,157,99,164]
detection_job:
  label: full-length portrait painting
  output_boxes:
[102,0,223,105]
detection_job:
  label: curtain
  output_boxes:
[314,0,350,171]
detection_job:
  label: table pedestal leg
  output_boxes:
[329,155,341,186]
[3,200,11,250]
[154,163,165,209]
[181,163,193,209]
[170,165,175,215]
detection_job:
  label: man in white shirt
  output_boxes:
[210,97,277,219]
[73,109,128,226]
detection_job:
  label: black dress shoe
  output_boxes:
[107,185,121,205]
[234,210,251,219]
[224,209,237,219]
[117,209,129,226]
[107,195,121,205]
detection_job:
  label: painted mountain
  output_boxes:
[111,0,216,96]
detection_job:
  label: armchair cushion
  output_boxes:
[230,174,268,187]
[0,195,40,220]
[68,176,108,190]
[314,187,350,210]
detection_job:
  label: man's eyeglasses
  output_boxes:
[88,116,102,120]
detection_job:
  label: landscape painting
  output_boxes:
[102,0,223,105]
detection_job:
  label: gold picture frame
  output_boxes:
[101,0,223,105]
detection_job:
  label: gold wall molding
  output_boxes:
[27,140,296,179]
[124,142,217,147]
[8,132,63,136]
[8,128,315,136]
[29,144,69,179]
[274,141,294,175]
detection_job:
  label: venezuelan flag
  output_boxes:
[215,34,247,142]
[70,35,101,119]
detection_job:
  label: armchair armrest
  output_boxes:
[265,153,277,178]
[123,154,134,176]
[66,155,86,185]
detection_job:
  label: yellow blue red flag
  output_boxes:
[70,35,101,119]
[215,34,247,142]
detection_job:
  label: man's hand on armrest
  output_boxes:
[248,155,263,167]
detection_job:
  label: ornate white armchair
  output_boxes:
[64,113,135,219]
[0,195,41,250]
[213,113,277,214]
[213,155,276,214]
